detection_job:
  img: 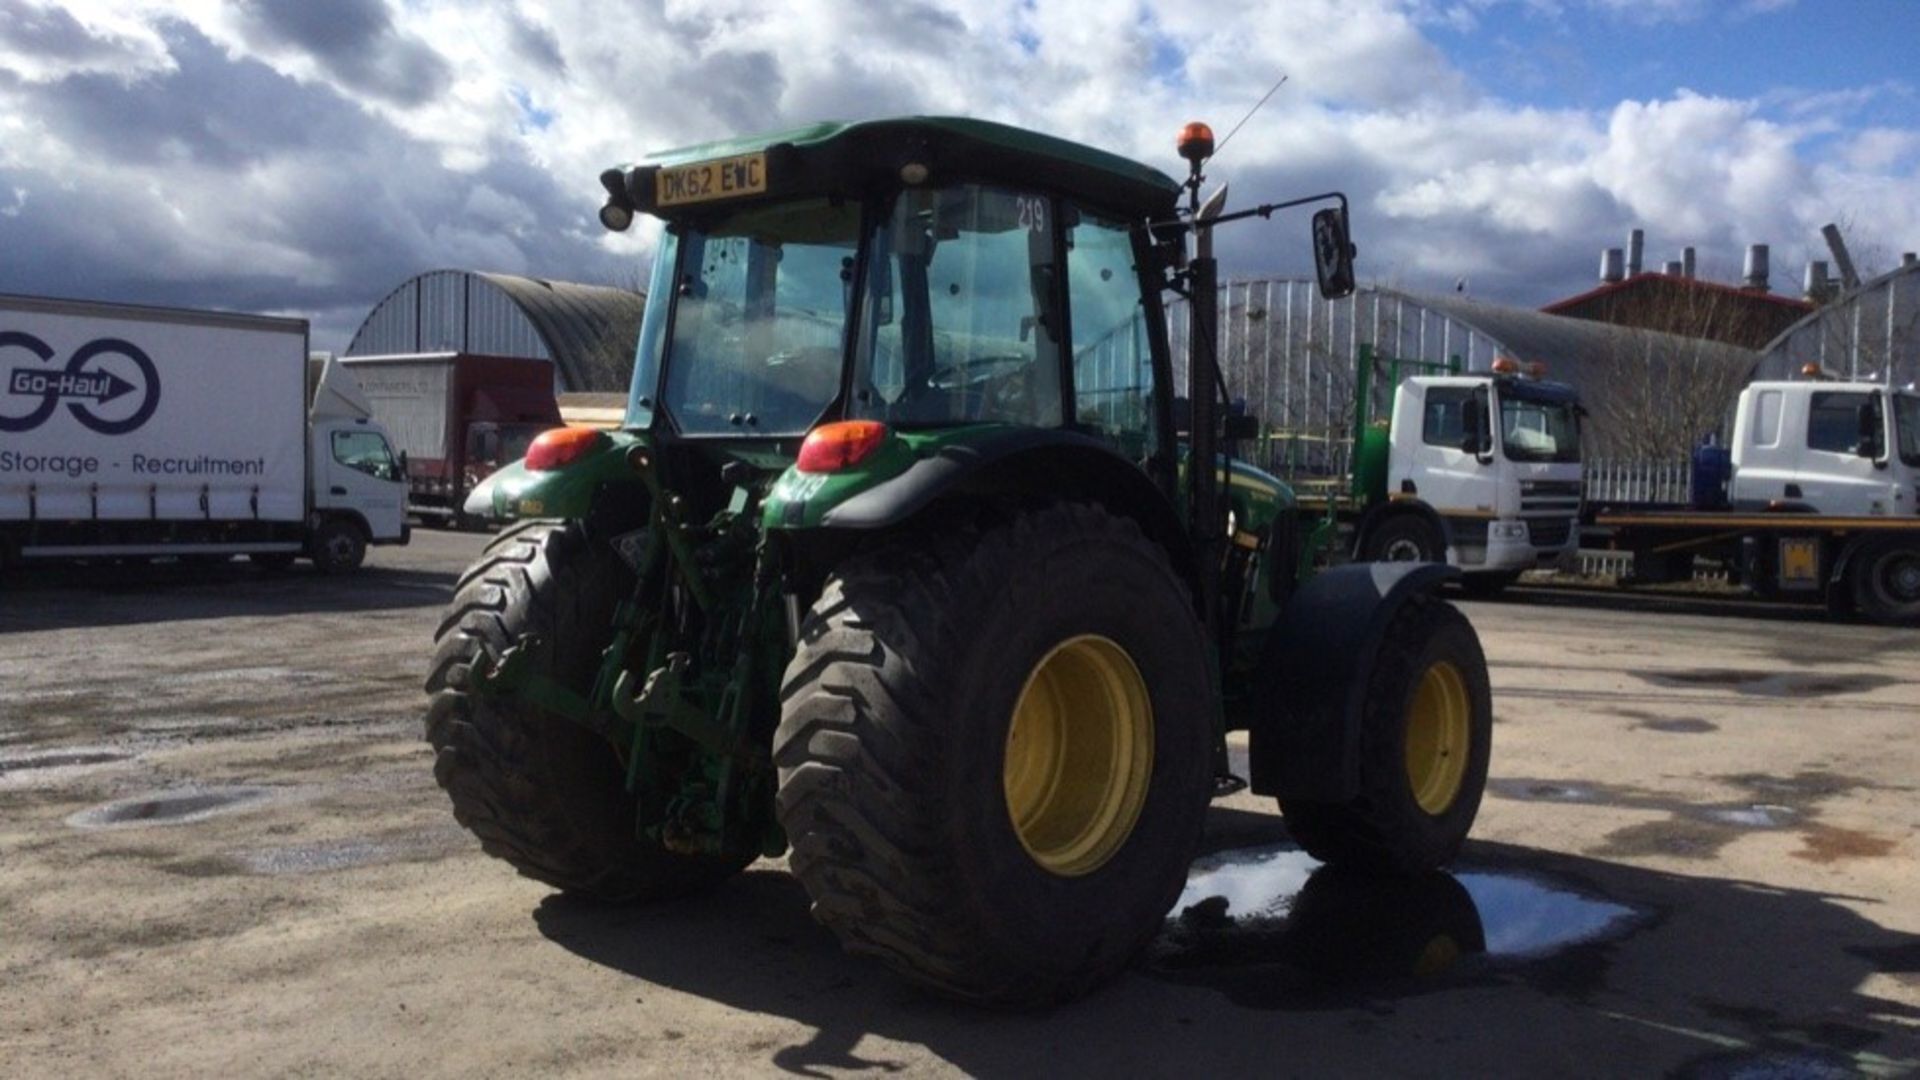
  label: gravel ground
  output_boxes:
[2,530,1915,1078]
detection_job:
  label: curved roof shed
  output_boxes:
[1172,279,1757,458]
[346,270,645,392]
[1752,260,1920,387]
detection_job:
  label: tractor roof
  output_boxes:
[619,116,1181,223]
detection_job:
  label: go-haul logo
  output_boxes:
[0,331,161,435]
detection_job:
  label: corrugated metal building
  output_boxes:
[345,270,645,392]
[1169,279,1758,463]
[1752,259,1920,387]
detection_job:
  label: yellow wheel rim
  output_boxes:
[1404,660,1471,816]
[1002,635,1154,877]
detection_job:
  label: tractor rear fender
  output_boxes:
[1247,561,1461,802]
[817,429,1198,605]
[1352,499,1448,560]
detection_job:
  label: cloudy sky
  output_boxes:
[2,0,1916,350]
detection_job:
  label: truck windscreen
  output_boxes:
[1897,393,1919,467]
[1497,388,1574,465]
[1499,390,1580,463]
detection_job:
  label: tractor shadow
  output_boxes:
[534,808,1920,1077]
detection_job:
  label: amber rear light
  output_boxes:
[524,426,606,471]
[795,420,889,474]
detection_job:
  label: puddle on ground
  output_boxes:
[1490,772,1881,861]
[0,748,130,774]
[1147,845,1646,1005]
[1637,718,1720,734]
[1487,779,1604,803]
[66,786,276,829]
[1633,670,1897,698]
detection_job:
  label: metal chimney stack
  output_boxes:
[1626,229,1645,276]
[1681,247,1697,279]
[1904,252,1918,268]
[1663,260,1684,276]
[1804,260,1830,301]
[1743,244,1770,292]
[1600,248,1625,283]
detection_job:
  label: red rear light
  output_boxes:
[524,426,606,471]
[796,420,888,474]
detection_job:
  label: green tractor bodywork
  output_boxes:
[434,115,1493,1004]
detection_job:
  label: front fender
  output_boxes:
[1248,561,1460,802]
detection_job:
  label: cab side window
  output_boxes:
[1807,391,1876,455]
[1422,387,1473,447]
[1067,210,1154,456]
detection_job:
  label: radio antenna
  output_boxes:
[1213,74,1288,159]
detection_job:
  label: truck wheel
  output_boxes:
[308,520,366,574]
[425,520,752,901]
[1459,570,1520,597]
[774,503,1212,1005]
[1849,539,1920,626]
[1364,516,1443,563]
[1280,595,1491,874]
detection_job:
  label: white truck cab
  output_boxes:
[307,357,409,568]
[1730,380,1920,517]
[1378,365,1583,586]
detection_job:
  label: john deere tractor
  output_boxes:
[426,116,1492,1005]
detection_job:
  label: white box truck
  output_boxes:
[0,293,409,574]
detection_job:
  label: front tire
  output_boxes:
[774,503,1212,1005]
[425,520,751,900]
[1364,515,1444,564]
[308,519,366,574]
[1280,595,1492,874]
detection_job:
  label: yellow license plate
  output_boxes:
[655,152,767,207]
[1778,537,1820,583]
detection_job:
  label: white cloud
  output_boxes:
[0,0,1912,353]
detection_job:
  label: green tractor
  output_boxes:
[425,116,1493,1005]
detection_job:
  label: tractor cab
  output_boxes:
[600,118,1186,495]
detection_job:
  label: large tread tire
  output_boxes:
[425,519,752,901]
[1280,595,1491,874]
[1849,538,1920,626]
[774,503,1213,1005]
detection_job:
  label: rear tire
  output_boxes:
[425,520,752,901]
[1364,515,1444,564]
[1280,595,1491,874]
[1849,539,1920,626]
[774,503,1212,1005]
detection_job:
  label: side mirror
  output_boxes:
[1855,402,1882,458]
[1311,206,1356,300]
[1223,413,1261,441]
[1460,394,1490,458]
[397,451,409,479]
